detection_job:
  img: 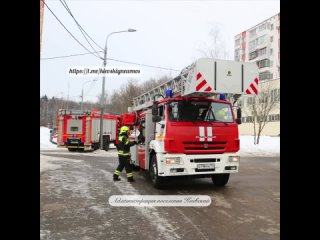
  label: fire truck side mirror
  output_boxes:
[152,115,162,122]
[236,108,242,124]
[152,102,158,115]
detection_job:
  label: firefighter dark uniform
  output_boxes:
[113,126,137,182]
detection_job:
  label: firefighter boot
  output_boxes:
[113,175,121,181]
[128,177,135,182]
[113,170,121,181]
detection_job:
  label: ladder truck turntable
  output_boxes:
[124,58,259,188]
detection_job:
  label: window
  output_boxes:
[246,116,253,123]
[70,127,78,132]
[168,101,234,123]
[268,114,280,122]
[67,120,82,134]
[249,50,258,60]
[234,49,240,61]
[272,88,280,102]
[158,105,165,120]
[235,38,240,46]
[247,97,256,105]
[271,24,274,30]
[258,47,267,56]
[249,40,256,52]
[249,28,257,38]
[270,36,273,42]
[259,92,269,103]
[257,59,270,68]
[259,23,266,31]
[138,119,146,142]
[258,35,266,45]
[259,71,273,80]
[270,48,273,55]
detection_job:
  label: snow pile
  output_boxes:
[239,135,280,156]
[40,127,279,156]
[40,127,57,150]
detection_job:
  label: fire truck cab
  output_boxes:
[124,58,259,188]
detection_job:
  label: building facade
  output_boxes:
[238,78,280,136]
[234,13,280,136]
[40,0,44,54]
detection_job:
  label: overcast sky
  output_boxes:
[40,0,280,102]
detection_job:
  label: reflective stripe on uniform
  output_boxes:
[127,172,133,177]
[113,170,121,175]
[118,136,129,145]
[118,153,130,156]
[118,150,130,156]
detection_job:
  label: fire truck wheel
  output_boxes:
[68,148,77,152]
[211,173,230,186]
[150,155,164,189]
[103,136,110,151]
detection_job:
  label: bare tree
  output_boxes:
[96,92,108,106]
[244,82,280,144]
[197,24,231,60]
[107,79,142,114]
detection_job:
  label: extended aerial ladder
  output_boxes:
[132,58,259,111]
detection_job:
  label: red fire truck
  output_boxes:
[122,58,259,188]
[57,109,120,152]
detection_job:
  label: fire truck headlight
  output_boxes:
[165,157,181,164]
[228,156,240,162]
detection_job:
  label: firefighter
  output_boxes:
[113,126,137,182]
[215,108,226,121]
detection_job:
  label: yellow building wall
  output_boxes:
[239,122,280,136]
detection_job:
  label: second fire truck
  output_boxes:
[57,109,120,151]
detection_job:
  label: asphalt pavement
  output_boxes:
[40,149,280,240]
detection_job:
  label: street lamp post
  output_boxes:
[81,79,97,111]
[99,28,137,150]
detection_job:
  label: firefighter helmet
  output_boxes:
[215,109,225,119]
[120,126,129,134]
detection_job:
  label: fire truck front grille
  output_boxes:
[183,141,226,151]
[184,147,224,150]
[183,141,227,145]
[190,158,221,163]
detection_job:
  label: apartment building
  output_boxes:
[234,13,280,136]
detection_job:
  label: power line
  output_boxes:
[60,0,103,51]
[107,58,180,71]
[41,51,103,60]
[42,0,102,60]
[59,0,103,58]
[41,54,180,71]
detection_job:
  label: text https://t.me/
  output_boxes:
[68,66,141,77]
[109,195,212,207]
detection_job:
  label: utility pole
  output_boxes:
[99,29,137,150]
[66,79,70,110]
[99,49,107,149]
[81,88,84,111]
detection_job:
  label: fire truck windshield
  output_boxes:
[168,101,234,123]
